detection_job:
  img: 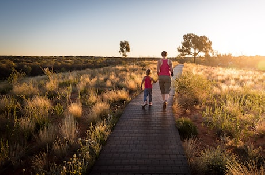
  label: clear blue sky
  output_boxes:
[0,0,264,57]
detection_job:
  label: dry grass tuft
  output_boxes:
[52,138,69,159]
[102,89,130,103]
[31,152,48,174]
[89,102,110,121]
[88,90,98,105]
[0,95,17,114]
[12,82,39,96]
[226,159,265,175]
[77,74,91,92]
[256,120,265,137]
[68,102,82,118]
[125,79,138,91]
[182,138,200,165]
[46,79,58,92]
[38,123,58,145]
[25,96,52,123]
[17,117,35,137]
[105,79,112,87]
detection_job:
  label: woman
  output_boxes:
[157,51,173,108]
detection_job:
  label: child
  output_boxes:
[140,69,157,107]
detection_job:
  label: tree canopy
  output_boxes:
[177,33,213,63]
[119,40,130,57]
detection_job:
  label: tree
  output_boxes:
[177,33,213,63]
[119,40,130,57]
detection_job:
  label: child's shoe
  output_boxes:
[142,101,147,107]
[149,102,152,106]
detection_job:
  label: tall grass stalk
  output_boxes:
[52,138,69,159]
[182,138,199,165]
[60,114,78,142]
[17,117,35,139]
[226,159,265,175]
[38,123,57,145]
[0,95,19,118]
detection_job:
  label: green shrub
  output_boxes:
[7,68,25,85]
[175,72,212,109]
[54,103,64,116]
[176,117,198,140]
[194,146,229,175]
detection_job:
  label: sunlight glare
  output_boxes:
[258,60,265,71]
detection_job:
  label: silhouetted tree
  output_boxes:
[119,40,130,57]
[178,33,213,63]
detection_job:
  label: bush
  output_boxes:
[175,71,212,109]
[194,146,229,175]
[176,117,198,140]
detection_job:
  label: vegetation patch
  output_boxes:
[174,63,265,174]
[176,117,198,140]
[0,58,169,174]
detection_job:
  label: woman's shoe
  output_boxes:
[163,101,167,109]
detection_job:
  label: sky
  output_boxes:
[0,0,265,57]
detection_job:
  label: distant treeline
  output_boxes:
[1,55,264,81]
[177,55,265,71]
[0,56,159,80]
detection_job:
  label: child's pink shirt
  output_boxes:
[144,76,152,89]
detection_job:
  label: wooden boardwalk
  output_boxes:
[89,64,190,175]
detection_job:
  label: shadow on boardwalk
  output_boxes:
[89,64,190,175]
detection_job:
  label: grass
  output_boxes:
[12,81,39,97]
[174,63,265,174]
[52,138,69,159]
[194,146,229,174]
[102,89,130,103]
[0,59,163,174]
[68,102,82,118]
[38,123,58,145]
[17,117,35,139]
[60,114,78,142]
[176,117,198,140]
[182,138,199,165]
[0,95,19,118]
[24,96,52,129]
[89,101,110,122]
[226,159,265,175]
